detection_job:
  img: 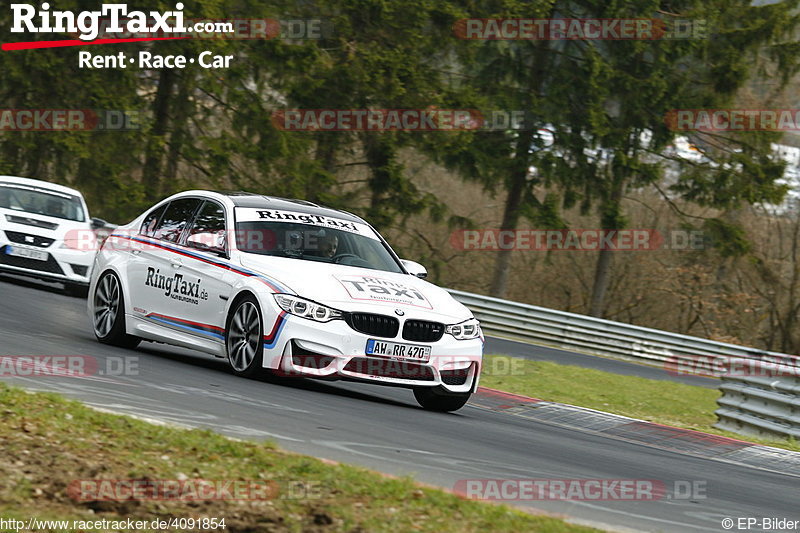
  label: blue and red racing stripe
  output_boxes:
[110,234,291,294]
[145,313,226,340]
[263,312,287,349]
[146,312,288,349]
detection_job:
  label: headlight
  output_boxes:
[273,294,343,322]
[445,318,481,340]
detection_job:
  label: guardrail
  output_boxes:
[714,368,800,440]
[448,289,796,370]
[447,288,800,439]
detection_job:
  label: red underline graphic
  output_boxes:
[2,36,190,51]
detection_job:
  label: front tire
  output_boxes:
[413,386,471,412]
[92,271,140,349]
[225,296,264,377]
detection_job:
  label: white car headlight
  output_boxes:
[273,294,343,322]
[445,318,482,340]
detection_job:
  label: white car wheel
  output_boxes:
[226,296,264,377]
[92,271,140,348]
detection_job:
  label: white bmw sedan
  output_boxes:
[0,175,106,295]
[88,191,483,411]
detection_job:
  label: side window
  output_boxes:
[152,199,202,243]
[140,204,167,237]
[184,201,227,254]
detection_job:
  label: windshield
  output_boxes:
[234,209,403,273]
[0,183,86,222]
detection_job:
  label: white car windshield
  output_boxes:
[235,220,404,273]
[0,183,86,222]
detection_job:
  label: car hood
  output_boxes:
[238,254,472,322]
[0,207,92,242]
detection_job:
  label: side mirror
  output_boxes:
[187,232,227,256]
[401,259,427,279]
[90,217,108,229]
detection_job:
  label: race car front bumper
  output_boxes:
[264,313,483,394]
[0,234,94,286]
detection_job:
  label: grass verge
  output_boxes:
[480,355,799,452]
[0,383,598,533]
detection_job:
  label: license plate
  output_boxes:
[5,245,48,262]
[366,339,431,362]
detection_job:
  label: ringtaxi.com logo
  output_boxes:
[11,3,194,42]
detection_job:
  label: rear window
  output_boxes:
[140,204,167,237]
[142,199,203,243]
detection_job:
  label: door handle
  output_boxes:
[171,262,182,269]
[131,249,141,255]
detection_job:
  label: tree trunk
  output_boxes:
[309,133,338,203]
[588,246,614,317]
[489,176,525,298]
[142,69,175,202]
[363,134,394,228]
[488,41,549,299]
[164,72,193,185]
[782,211,800,353]
[588,174,625,317]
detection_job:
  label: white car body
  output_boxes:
[88,191,483,409]
[0,175,97,288]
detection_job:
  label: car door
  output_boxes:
[126,197,203,327]
[171,200,234,342]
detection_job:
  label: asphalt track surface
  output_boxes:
[1,275,797,532]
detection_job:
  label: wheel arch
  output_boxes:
[89,265,130,317]
[224,289,261,333]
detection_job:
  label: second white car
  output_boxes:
[0,175,107,295]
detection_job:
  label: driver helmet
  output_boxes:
[316,229,338,258]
